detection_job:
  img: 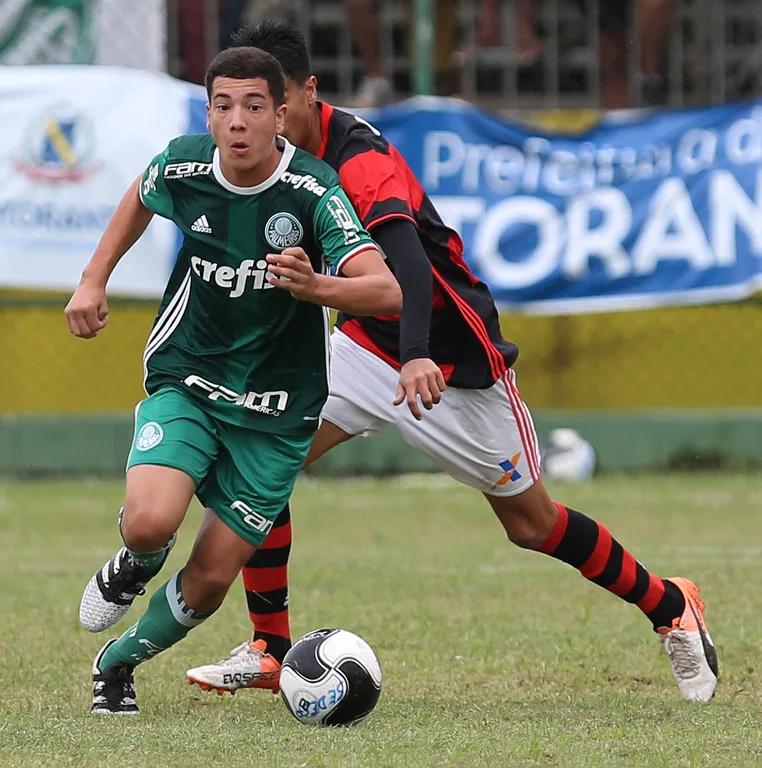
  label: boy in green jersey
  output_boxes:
[64,45,401,715]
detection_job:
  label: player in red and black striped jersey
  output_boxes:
[319,101,518,390]
[184,21,719,704]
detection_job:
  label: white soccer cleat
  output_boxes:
[79,536,175,632]
[186,639,281,695]
[658,577,719,702]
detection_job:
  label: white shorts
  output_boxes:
[322,330,542,496]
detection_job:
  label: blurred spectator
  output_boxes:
[637,0,674,105]
[344,0,466,105]
[177,0,243,83]
[242,0,297,27]
[476,0,542,66]
[220,0,253,48]
[179,0,295,85]
[177,0,209,84]
[572,0,674,108]
[344,0,392,107]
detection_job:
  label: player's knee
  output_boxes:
[120,503,176,553]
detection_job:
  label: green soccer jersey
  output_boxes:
[138,133,376,436]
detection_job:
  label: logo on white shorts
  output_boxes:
[265,212,303,249]
[496,452,522,485]
[136,422,164,451]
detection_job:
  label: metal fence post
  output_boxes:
[413,0,434,95]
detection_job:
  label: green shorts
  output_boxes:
[126,387,313,547]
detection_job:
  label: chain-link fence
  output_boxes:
[6,1,762,108]
[163,0,762,110]
[1,293,759,415]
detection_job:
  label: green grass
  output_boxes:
[1,474,761,767]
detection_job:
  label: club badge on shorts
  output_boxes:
[135,422,164,451]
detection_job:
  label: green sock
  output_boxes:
[101,571,216,668]
[126,545,171,578]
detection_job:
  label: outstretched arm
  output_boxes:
[65,176,153,338]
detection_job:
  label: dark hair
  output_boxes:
[205,46,286,104]
[230,20,312,85]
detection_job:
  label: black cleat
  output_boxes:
[91,640,139,715]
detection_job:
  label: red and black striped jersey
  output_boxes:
[318,102,518,389]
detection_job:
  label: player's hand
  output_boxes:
[393,358,446,421]
[266,247,319,300]
[64,281,109,339]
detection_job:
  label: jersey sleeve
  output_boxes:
[337,140,417,231]
[138,147,174,219]
[312,186,378,274]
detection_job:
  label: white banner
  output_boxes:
[0,66,197,297]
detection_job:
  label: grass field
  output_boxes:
[1,474,761,767]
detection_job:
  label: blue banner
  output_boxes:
[356,97,762,313]
[6,67,760,311]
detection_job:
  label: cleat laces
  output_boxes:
[215,641,266,667]
[102,553,148,603]
[663,631,701,680]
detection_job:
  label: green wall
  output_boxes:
[2,411,760,477]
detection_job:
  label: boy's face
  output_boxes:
[206,77,286,172]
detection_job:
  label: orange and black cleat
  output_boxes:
[658,577,718,702]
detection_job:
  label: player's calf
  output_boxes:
[89,569,221,714]
[241,502,293,664]
[488,485,719,701]
[488,485,557,550]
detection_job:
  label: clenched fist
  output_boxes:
[65,282,109,339]
[266,247,320,301]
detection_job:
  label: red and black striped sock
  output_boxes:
[242,503,292,663]
[539,502,685,629]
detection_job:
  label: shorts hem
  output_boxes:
[477,478,537,498]
[204,506,267,548]
[319,412,369,439]
[126,458,202,487]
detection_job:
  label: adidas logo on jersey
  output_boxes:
[191,215,212,234]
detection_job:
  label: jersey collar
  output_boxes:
[212,136,296,195]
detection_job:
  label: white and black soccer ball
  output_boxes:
[542,428,597,483]
[280,628,382,726]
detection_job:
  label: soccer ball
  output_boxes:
[542,428,597,482]
[279,628,382,726]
